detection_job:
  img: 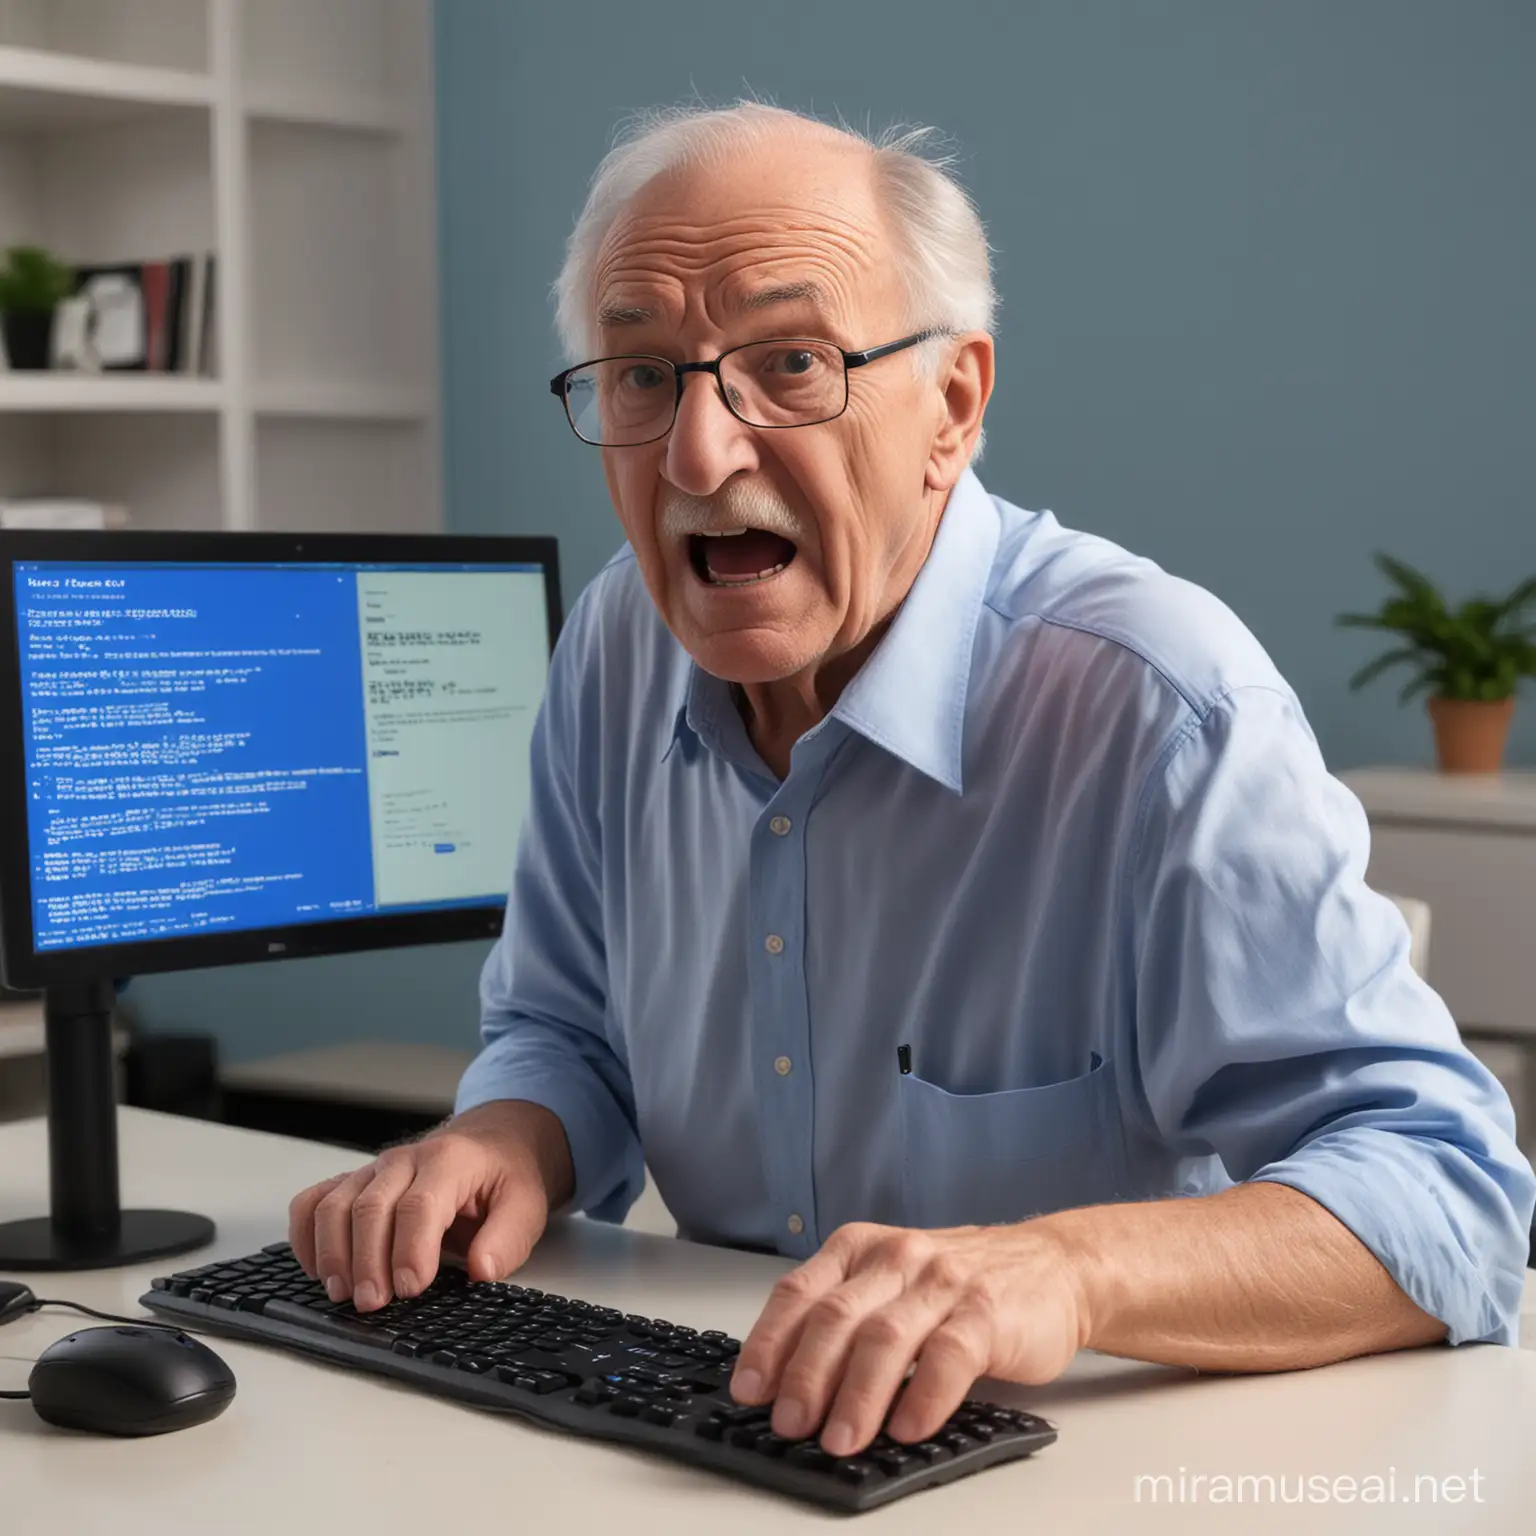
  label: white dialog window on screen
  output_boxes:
[356,568,548,908]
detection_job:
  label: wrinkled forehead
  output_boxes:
[590,141,905,345]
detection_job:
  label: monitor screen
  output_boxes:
[0,533,559,988]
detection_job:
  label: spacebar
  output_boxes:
[264,1298,398,1347]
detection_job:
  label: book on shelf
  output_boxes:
[0,500,130,530]
[60,254,216,375]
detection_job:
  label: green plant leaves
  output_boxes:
[1338,554,1536,704]
[0,244,75,314]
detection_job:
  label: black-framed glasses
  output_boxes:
[548,329,947,447]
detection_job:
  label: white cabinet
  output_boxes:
[1342,769,1536,1039]
[1343,767,1536,1155]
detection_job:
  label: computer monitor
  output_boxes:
[0,530,560,1270]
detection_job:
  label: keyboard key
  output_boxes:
[872,1448,918,1475]
[694,1418,725,1441]
[608,1395,646,1418]
[639,1405,678,1427]
[938,1431,978,1454]
[574,1381,617,1406]
[834,1459,880,1485]
[786,1445,837,1473]
[910,1441,953,1464]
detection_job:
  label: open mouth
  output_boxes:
[687,528,799,587]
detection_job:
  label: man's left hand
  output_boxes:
[728,1219,1092,1456]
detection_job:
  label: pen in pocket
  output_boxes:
[897,1043,911,1075]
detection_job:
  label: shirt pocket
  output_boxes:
[898,1052,1131,1229]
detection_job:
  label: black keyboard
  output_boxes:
[142,1242,1056,1512]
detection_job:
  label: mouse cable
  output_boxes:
[28,1298,187,1330]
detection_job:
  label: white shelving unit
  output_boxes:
[0,0,441,534]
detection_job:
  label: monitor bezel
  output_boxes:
[0,529,562,989]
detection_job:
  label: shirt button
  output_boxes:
[769,815,792,836]
[764,934,785,955]
[786,1214,804,1235]
[774,1055,792,1076]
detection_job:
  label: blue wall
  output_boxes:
[437,0,1536,773]
[131,0,1536,1065]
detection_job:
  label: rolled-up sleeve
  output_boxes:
[454,587,645,1224]
[1128,684,1535,1345]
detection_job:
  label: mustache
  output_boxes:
[658,484,807,544]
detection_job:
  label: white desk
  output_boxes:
[3,1110,1536,1534]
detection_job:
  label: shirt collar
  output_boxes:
[665,467,1002,793]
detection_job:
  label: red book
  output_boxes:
[141,261,169,372]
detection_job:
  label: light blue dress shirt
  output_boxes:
[457,468,1535,1347]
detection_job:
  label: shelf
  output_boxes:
[0,374,223,413]
[245,86,401,136]
[0,45,212,131]
[253,382,429,421]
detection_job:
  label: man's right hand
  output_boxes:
[287,1099,575,1313]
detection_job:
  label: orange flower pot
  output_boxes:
[1427,696,1515,774]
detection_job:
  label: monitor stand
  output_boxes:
[0,980,215,1270]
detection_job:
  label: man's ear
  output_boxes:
[924,333,995,493]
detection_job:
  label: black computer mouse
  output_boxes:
[28,1324,236,1436]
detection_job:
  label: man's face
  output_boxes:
[590,137,951,686]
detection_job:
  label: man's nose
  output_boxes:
[663,368,759,497]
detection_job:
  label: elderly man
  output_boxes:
[290,103,1534,1459]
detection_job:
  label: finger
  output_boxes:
[288,1175,348,1277]
[464,1172,546,1282]
[885,1301,991,1445]
[819,1292,956,1456]
[767,1267,906,1442]
[731,1238,862,1404]
[389,1155,477,1297]
[311,1166,377,1300]
[349,1154,418,1311]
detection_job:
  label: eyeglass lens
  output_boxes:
[561,339,847,445]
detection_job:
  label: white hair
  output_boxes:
[553,101,997,381]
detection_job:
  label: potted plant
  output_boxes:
[1337,553,1536,774]
[0,244,75,371]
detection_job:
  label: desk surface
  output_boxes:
[3,1110,1535,1535]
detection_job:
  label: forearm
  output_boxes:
[1039,1180,1448,1372]
[437,1099,576,1213]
